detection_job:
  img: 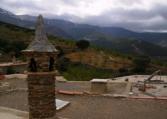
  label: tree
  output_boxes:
[119,67,128,74]
[76,40,90,50]
[133,56,151,73]
[56,46,64,58]
[76,40,90,63]
[56,57,70,72]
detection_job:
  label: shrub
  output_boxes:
[76,40,90,50]
[56,57,70,72]
[63,63,113,81]
[119,68,128,74]
[6,66,16,74]
[132,56,151,73]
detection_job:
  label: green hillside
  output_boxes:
[88,32,167,57]
[0,21,32,54]
[0,21,167,80]
[0,21,119,80]
[0,21,75,55]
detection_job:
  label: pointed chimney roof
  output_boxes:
[23,15,58,53]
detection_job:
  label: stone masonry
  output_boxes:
[28,72,56,119]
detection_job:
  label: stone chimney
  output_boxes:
[22,15,58,119]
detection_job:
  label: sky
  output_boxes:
[0,0,167,32]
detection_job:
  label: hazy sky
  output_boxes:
[0,0,167,32]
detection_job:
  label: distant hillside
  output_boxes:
[0,20,132,70]
[0,8,167,50]
[0,20,113,80]
[0,21,75,59]
[1,7,167,58]
[0,20,167,79]
[92,39,167,57]
[84,32,167,57]
[19,15,167,48]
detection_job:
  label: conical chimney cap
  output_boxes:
[22,15,58,53]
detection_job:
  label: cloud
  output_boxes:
[0,0,167,32]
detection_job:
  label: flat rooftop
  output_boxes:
[0,107,28,119]
[0,75,167,119]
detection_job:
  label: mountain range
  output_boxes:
[0,8,167,57]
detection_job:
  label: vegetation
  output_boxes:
[0,38,27,57]
[56,57,70,72]
[6,66,16,74]
[76,40,90,50]
[0,21,33,58]
[132,56,151,73]
[91,37,167,57]
[0,21,167,80]
[63,63,113,81]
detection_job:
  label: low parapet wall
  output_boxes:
[0,62,27,74]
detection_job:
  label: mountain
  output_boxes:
[1,8,167,44]
[0,9,71,38]
[0,8,35,29]
[0,8,167,57]
[18,15,98,39]
[91,37,167,57]
[18,14,167,48]
[0,8,21,25]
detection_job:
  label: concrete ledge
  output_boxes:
[0,106,28,119]
[27,72,56,75]
[91,79,109,83]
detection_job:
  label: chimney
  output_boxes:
[22,15,58,119]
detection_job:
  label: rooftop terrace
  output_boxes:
[0,74,167,119]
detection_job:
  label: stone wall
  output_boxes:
[27,72,56,119]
